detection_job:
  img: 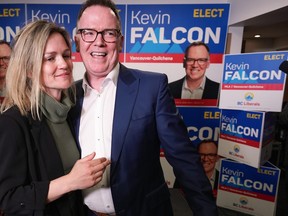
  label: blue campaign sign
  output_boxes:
[0,4,26,43]
[125,4,229,63]
[220,109,263,145]
[219,52,287,111]
[222,52,288,86]
[177,106,221,147]
[219,159,280,201]
[26,4,80,52]
[117,5,126,37]
[1,3,229,64]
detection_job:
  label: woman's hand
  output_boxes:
[47,152,111,203]
[68,152,111,190]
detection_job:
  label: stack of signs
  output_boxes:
[219,51,288,112]
[217,159,280,216]
[218,109,276,168]
[216,51,285,215]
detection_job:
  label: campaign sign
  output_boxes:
[0,4,26,43]
[0,3,229,65]
[218,109,276,168]
[219,51,288,112]
[217,159,280,216]
[125,4,229,63]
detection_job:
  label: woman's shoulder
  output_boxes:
[0,106,30,126]
[1,106,22,118]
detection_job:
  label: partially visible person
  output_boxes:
[70,0,218,215]
[0,20,110,215]
[0,40,11,103]
[278,102,288,131]
[198,140,220,194]
[169,41,220,99]
[174,139,220,197]
[277,102,288,201]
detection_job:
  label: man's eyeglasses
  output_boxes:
[199,153,217,160]
[184,58,208,66]
[77,28,121,43]
[0,56,10,64]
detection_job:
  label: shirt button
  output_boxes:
[20,202,25,208]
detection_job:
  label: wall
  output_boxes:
[227,0,288,54]
[227,0,288,25]
[244,38,275,53]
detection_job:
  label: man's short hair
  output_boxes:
[0,40,11,48]
[197,139,218,151]
[184,41,210,58]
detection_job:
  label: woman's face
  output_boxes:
[42,32,73,101]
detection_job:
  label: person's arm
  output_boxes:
[278,102,288,127]
[47,152,110,202]
[155,74,218,216]
[0,113,49,213]
[0,112,110,213]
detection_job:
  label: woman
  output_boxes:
[0,20,110,215]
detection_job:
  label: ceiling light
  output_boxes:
[254,34,261,38]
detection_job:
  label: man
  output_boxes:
[174,140,220,196]
[0,41,10,215]
[0,40,11,103]
[169,41,220,99]
[70,0,218,215]
[198,140,220,193]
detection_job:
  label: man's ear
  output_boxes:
[183,58,186,68]
[206,60,210,69]
[74,35,80,52]
[119,35,124,53]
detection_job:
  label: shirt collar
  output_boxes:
[82,63,120,92]
[184,76,206,90]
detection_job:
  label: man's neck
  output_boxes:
[186,77,203,90]
[206,170,214,179]
[86,73,106,92]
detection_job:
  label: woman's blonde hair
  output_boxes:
[1,20,74,120]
